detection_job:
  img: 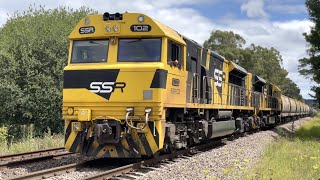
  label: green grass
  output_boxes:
[295,116,320,139]
[0,125,64,155]
[248,115,320,180]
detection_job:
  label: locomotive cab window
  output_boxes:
[229,62,247,88]
[229,74,245,87]
[253,75,266,93]
[118,38,161,62]
[168,40,183,67]
[254,84,264,93]
[71,40,109,63]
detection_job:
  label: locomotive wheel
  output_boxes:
[163,142,176,154]
[256,117,261,130]
[248,117,254,130]
[169,143,176,153]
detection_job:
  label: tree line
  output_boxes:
[0,7,95,136]
[204,30,303,100]
[0,6,306,136]
[299,0,320,108]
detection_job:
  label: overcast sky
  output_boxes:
[0,0,316,99]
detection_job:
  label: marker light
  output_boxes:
[72,122,82,132]
[113,25,119,32]
[106,25,111,32]
[138,15,144,22]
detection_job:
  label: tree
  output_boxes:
[0,6,96,135]
[298,0,320,107]
[204,30,303,100]
[203,30,246,61]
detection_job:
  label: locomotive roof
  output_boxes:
[69,12,185,45]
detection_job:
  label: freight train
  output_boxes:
[63,12,312,158]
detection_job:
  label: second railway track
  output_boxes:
[0,147,74,168]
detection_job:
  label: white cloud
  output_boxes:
[241,0,268,18]
[267,4,307,14]
[0,9,7,27]
[0,0,316,98]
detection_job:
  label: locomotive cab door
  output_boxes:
[228,62,248,106]
[184,37,202,104]
[200,49,211,104]
[252,75,266,108]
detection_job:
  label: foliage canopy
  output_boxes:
[204,30,303,100]
[299,0,320,107]
[0,6,95,134]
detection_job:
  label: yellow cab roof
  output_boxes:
[69,12,185,45]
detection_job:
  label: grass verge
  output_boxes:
[0,126,64,155]
[247,115,320,179]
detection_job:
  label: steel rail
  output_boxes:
[84,140,223,180]
[6,162,84,180]
[6,141,219,180]
[0,147,73,168]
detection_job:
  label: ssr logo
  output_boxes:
[79,26,95,34]
[89,82,126,93]
[214,69,223,87]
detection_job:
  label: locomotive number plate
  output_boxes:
[130,24,151,32]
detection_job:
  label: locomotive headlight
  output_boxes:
[105,25,111,32]
[138,15,144,22]
[113,25,119,32]
[67,107,74,115]
[72,122,82,132]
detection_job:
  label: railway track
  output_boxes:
[83,140,224,180]
[3,132,262,180]
[7,162,84,180]
[6,158,122,180]
[2,125,306,179]
[0,147,74,168]
[5,139,223,180]
[4,128,285,180]
[2,133,259,180]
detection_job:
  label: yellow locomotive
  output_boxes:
[62,12,310,158]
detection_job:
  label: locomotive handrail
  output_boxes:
[193,73,200,103]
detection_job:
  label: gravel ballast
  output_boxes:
[138,117,311,180]
[0,154,94,179]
